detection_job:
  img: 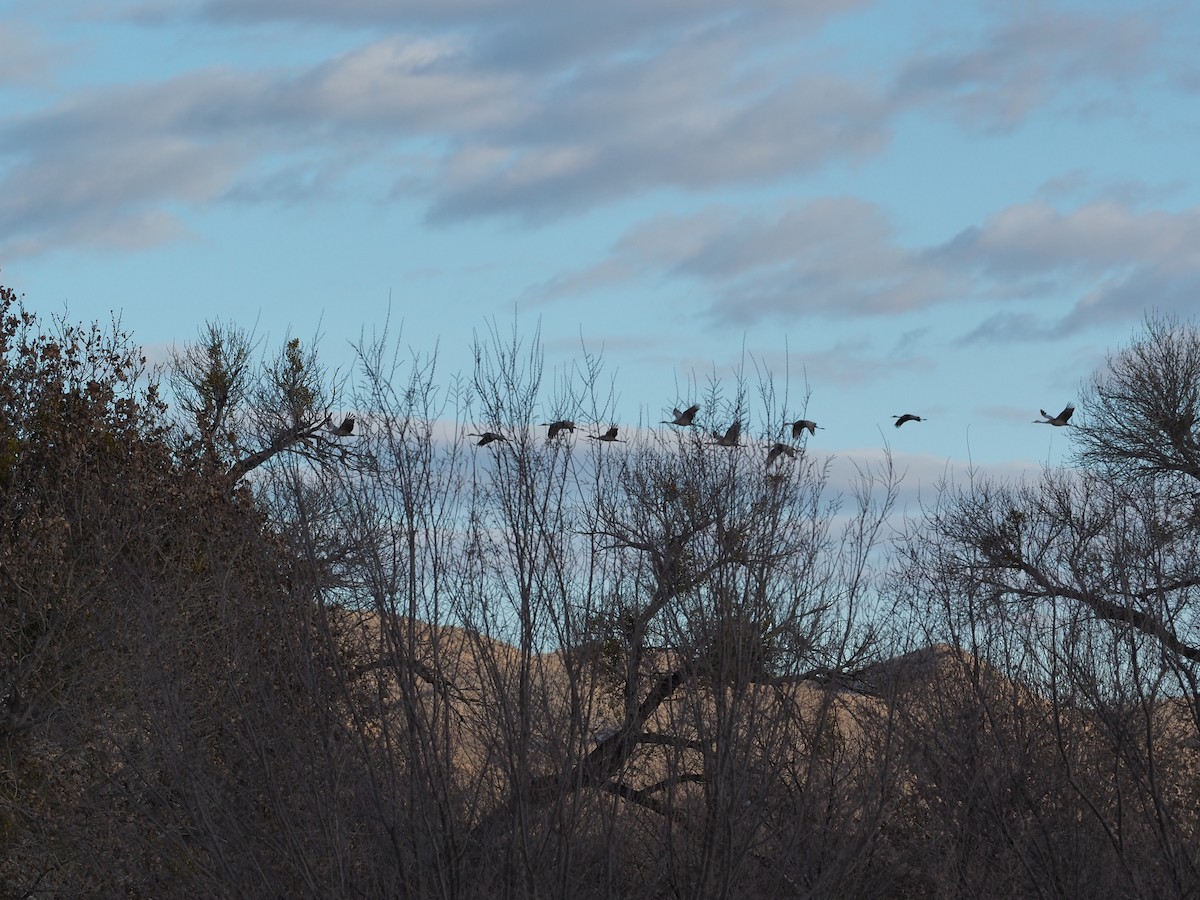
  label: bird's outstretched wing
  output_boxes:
[767,442,796,467]
[329,414,356,436]
[664,403,700,425]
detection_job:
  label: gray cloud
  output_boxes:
[934,201,1200,334]
[772,339,935,389]
[0,37,523,256]
[1036,169,1189,208]
[0,134,243,256]
[934,202,1200,275]
[2,2,1188,259]
[425,35,892,221]
[956,312,1052,346]
[0,23,65,87]
[533,198,968,320]
[534,195,1200,341]
[194,0,870,66]
[892,9,1159,131]
[0,16,896,253]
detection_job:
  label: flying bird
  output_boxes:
[1035,403,1075,426]
[892,414,924,428]
[328,414,356,437]
[542,420,575,440]
[766,442,797,468]
[663,404,701,426]
[590,426,626,442]
[710,422,742,447]
[469,432,507,446]
[786,419,822,438]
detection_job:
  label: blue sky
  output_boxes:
[4,0,1200,484]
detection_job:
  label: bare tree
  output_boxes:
[255,319,906,898]
[1075,314,1200,483]
[891,315,1200,897]
[3,287,994,897]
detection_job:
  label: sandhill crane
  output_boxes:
[663,404,700,426]
[892,414,924,428]
[328,414,355,436]
[1035,403,1075,426]
[469,431,507,446]
[786,419,822,438]
[709,422,742,447]
[590,426,626,442]
[766,442,797,467]
[542,419,575,440]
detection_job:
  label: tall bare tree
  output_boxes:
[892,315,1200,898]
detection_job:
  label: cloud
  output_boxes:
[2,2,1189,260]
[194,0,871,65]
[0,23,65,87]
[291,37,525,132]
[533,198,967,321]
[534,193,1200,340]
[934,201,1200,334]
[769,339,935,389]
[424,39,892,221]
[0,134,241,256]
[0,36,521,256]
[891,9,1160,131]
[0,18,895,254]
[935,202,1200,275]
[1036,169,1189,208]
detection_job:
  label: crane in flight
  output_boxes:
[328,414,356,436]
[785,419,822,438]
[766,442,797,468]
[663,404,700,426]
[590,426,626,442]
[892,414,924,428]
[1035,403,1075,426]
[469,432,507,446]
[542,420,575,440]
[710,422,742,447]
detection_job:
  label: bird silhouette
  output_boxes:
[542,420,575,440]
[590,426,626,442]
[892,414,924,428]
[786,419,822,438]
[1035,403,1075,426]
[710,422,742,447]
[766,442,797,467]
[663,404,700,426]
[469,431,507,446]
[328,414,356,436]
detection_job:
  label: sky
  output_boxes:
[4,0,1200,491]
